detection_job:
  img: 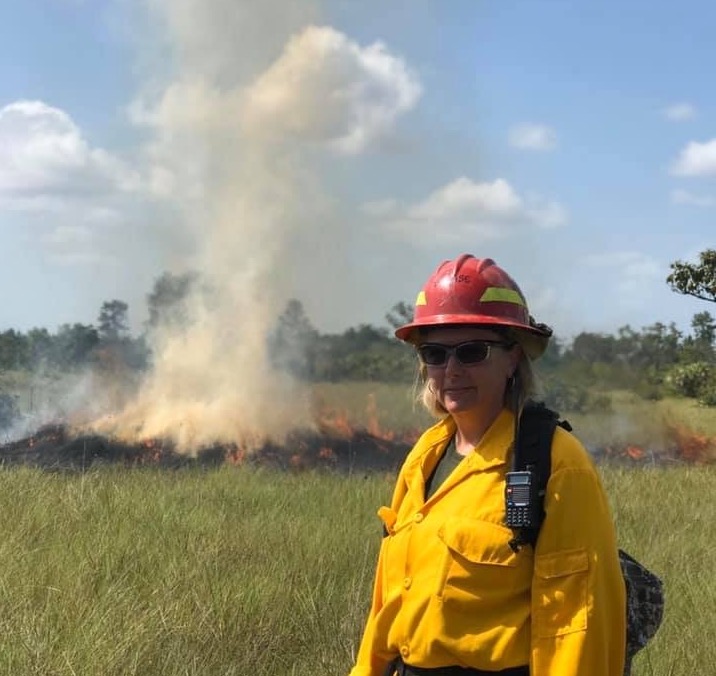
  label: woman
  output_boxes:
[348,255,626,676]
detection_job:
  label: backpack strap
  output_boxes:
[507,403,665,666]
[506,400,571,550]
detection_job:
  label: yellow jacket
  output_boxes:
[349,408,626,676]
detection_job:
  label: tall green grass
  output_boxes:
[0,463,712,675]
[603,465,716,675]
[0,466,390,675]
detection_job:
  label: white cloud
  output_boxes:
[40,223,118,267]
[585,251,659,270]
[409,177,522,220]
[43,224,93,246]
[524,199,568,228]
[0,100,169,273]
[584,251,663,301]
[663,102,697,121]
[129,25,422,201]
[0,100,140,202]
[371,176,567,246]
[508,123,557,151]
[670,138,716,176]
[670,189,715,208]
[241,25,422,154]
[361,198,398,217]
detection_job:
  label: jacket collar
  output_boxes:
[404,408,516,499]
[464,407,516,471]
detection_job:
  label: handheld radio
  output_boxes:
[505,469,540,529]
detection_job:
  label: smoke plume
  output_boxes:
[89,0,421,451]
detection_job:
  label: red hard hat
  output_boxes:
[395,254,552,359]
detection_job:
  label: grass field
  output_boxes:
[0,376,714,674]
[0,462,712,675]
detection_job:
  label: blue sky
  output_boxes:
[1,0,714,345]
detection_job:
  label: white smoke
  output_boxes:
[241,25,422,154]
[90,0,421,451]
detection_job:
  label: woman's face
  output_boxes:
[419,326,521,420]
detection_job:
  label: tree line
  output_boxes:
[0,300,148,373]
[1,250,715,426]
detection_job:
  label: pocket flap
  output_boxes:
[437,517,519,566]
[377,506,398,535]
[535,549,589,579]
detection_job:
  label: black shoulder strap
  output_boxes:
[512,400,570,548]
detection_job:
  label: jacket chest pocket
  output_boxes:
[435,517,526,600]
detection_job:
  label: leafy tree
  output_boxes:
[52,324,99,368]
[697,382,716,407]
[666,362,713,398]
[146,271,197,330]
[96,299,153,371]
[614,325,640,363]
[567,332,617,363]
[540,376,589,413]
[385,301,414,331]
[691,311,715,348]
[26,328,53,367]
[667,249,716,303]
[538,335,563,370]
[270,299,319,378]
[315,321,416,382]
[634,322,681,370]
[0,330,29,370]
[336,324,390,351]
[560,324,679,394]
[678,312,716,366]
[98,300,130,342]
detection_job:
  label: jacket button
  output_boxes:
[413,513,424,523]
[403,576,412,589]
[400,645,410,658]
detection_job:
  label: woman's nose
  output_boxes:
[444,353,462,373]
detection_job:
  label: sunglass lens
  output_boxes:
[455,341,490,364]
[418,345,448,365]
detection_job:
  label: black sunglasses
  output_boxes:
[417,339,513,366]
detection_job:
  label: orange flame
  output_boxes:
[225,447,247,465]
[318,446,336,460]
[665,423,716,464]
[366,393,395,440]
[625,445,645,460]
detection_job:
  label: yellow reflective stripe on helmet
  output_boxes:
[480,287,525,305]
[416,291,427,306]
